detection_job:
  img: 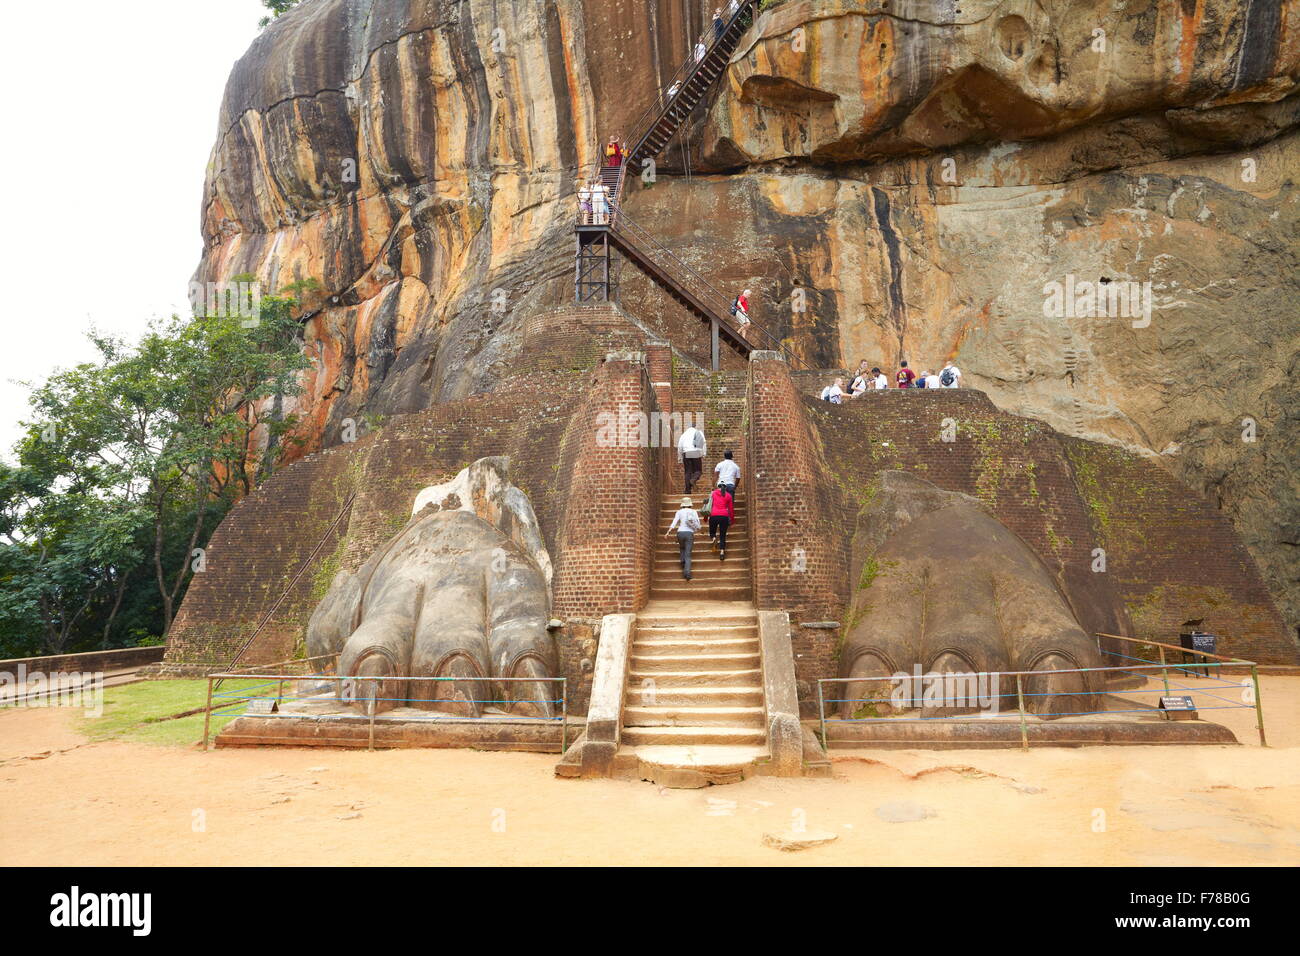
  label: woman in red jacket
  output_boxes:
[708,481,736,559]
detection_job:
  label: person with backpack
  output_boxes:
[708,481,735,560]
[665,496,702,580]
[940,362,961,388]
[731,289,751,329]
[677,422,707,493]
[896,361,916,389]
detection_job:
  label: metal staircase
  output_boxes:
[575,1,803,371]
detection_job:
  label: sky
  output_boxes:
[0,0,271,457]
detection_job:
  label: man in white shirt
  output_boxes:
[828,377,846,404]
[714,451,741,499]
[678,424,707,493]
[924,369,942,389]
[940,362,962,388]
[873,367,888,390]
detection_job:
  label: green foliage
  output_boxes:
[259,0,301,29]
[0,292,310,657]
[858,556,881,590]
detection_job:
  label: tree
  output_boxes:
[1,289,310,654]
[260,0,302,28]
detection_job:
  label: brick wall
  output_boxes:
[747,354,849,686]
[164,304,671,707]
[552,353,661,618]
[1063,437,1294,664]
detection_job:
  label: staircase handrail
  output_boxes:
[612,210,810,370]
[623,1,758,172]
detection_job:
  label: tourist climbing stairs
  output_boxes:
[575,1,807,371]
[618,368,771,784]
[624,2,759,181]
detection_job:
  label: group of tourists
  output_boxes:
[669,424,741,579]
[821,359,962,403]
[577,178,613,225]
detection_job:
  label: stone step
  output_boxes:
[651,584,752,600]
[628,667,762,687]
[623,705,765,728]
[654,548,750,560]
[621,726,767,747]
[624,684,764,707]
[630,651,760,672]
[655,547,750,558]
[636,609,757,628]
[632,636,760,656]
[621,743,764,790]
[635,622,757,638]
[655,543,749,555]
[660,505,745,512]
[653,564,749,576]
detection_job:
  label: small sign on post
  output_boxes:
[1158,696,1197,720]
[246,697,278,715]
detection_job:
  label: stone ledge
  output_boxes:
[815,716,1240,750]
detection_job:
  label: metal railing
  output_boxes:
[578,0,756,225]
[202,661,569,752]
[613,210,812,369]
[817,637,1266,751]
[625,1,757,162]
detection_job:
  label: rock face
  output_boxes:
[197,0,1298,641]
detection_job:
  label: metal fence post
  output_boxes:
[561,679,568,754]
[1158,645,1170,697]
[1251,664,1267,747]
[202,675,214,751]
[367,678,377,752]
[818,681,828,752]
[1015,675,1029,751]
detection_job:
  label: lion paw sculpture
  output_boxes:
[840,473,1104,720]
[307,457,558,718]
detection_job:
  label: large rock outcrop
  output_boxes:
[196,0,1298,641]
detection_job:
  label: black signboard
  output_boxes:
[1179,631,1217,678]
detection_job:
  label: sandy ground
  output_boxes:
[2,676,1298,866]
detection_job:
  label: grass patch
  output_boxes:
[81,679,267,748]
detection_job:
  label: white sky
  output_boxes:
[0,0,270,458]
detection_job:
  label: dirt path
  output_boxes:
[2,678,1298,866]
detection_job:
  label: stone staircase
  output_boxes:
[615,479,767,784]
[651,493,749,600]
[556,367,824,785]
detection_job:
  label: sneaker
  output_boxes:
[719,549,726,561]
[684,571,692,580]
